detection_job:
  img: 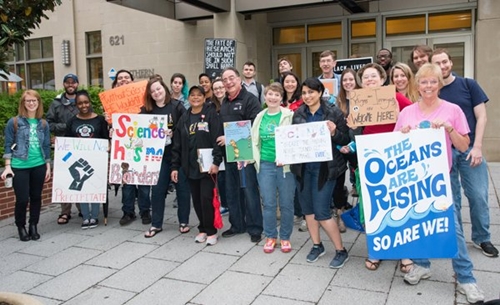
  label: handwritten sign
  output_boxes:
[99,80,147,123]
[346,85,399,127]
[334,57,373,75]
[224,120,253,162]
[275,121,333,165]
[109,113,169,185]
[204,38,236,79]
[356,128,457,259]
[52,137,109,203]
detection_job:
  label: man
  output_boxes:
[376,48,393,86]
[317,50,341,104]
[242,61,265,106]
[46,74,82,224]
[410,45,432,73]
[431,48,498,258]
[216,67,263,243]
[273,57,293,83]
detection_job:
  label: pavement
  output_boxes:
[0,164,499,305]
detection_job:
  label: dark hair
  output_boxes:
[243,61,256,68]
[111,69,134,88]
[281,71,301,106]
[301,77,325,97]
[410,45,433,72]
[144,75,171,112]
[430,48,452,61]
[188,85,206,96]
[337,68,360,116]
[170,72,189,99]
[198,73,211,82]
[76,90,91,101]
[377,48,393,58]
[357,63,387,84]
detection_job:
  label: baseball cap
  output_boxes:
[63,73,79,83]
[189,85,205,96]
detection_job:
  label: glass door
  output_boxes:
[272,48,305,81]
[385,38,426,67]
[429,35,472,77]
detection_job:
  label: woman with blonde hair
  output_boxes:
[391,62,419,103]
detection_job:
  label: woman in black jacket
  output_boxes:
[291,77,351,268]
[171,86,223,245]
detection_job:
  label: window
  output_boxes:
[273,26,305,45]
[386,15,426,36]
[86,31,103,87]
[429,11,472,33]
[308,23,342,41]
[351,19,376,39]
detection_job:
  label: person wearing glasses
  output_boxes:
[2,90,51,241]
[375,48,393,86]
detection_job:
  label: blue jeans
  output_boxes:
[121,184,151,216]
[225,162,263,235]
[80,203,100,220]
[175,167,191,225]
[451,146,491,244]
[296,164,335,221]
[412,207,476,284]
[257,161,295,240]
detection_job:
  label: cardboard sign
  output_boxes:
[334,57,373,75]
[223,120,253,162]
[275,121,333,165]
[346,85,399,127]
[204,38,237,79]
[109,113,169,185]
[52,137,109,203]
[356,128,457,259]
[197,148,225,172]
[99,80,147,123]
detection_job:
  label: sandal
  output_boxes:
[57,214,71,225]
[399,259,414,273]
[144,227,163,238]
[365,258,381,271]
[179,223,190,234]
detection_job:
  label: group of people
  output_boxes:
[1,43,497,304]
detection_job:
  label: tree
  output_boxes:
[0,0,62,78]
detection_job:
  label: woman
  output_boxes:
[171,86,222,245]
[199,73,213,102]
[170,73,189,109]
[142,75,190,238]
[390,62,419,103]
[251,83,295,253]
[1,90,51,241]
[65,90,109,229]
[291,78,350,268]
[281,72,303,111]
[394,63,484,303]
[357,63,413,272]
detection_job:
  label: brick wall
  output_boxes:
[0,177,54,221]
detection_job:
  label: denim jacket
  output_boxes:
[2,116,51,162]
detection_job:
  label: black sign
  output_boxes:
[204,38,237,79]
[334,57,373,75]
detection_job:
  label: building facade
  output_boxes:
[6,0,500,160]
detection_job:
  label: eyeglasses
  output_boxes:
[24,99,38,104]
[222,75,237,84]
[213,86,225,91]
[377,55,390,59]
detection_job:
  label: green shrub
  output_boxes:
[0,86,104,167]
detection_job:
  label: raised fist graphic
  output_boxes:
[68,158,94,191]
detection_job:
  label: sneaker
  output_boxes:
[298,220,308,232]
[222,228,241,238]
[263,238,277,253]
[281,240,292,253]
[457,282,485,304]
[141,211,152,225]
[195,233,207,243]
[119,213,136,226]
[251,234,262,243]
[89,218,99,229]
[473,241,499,257]
[206,235,218,246]
[329,248,349,268]
[403,265,431,285]
[219,207,229,215]
[81,219,90,230]
[293,216,302,223]
[306,244,325,263]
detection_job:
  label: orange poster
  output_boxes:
[99,80,147,122]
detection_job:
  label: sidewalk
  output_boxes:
[0,164,499,305]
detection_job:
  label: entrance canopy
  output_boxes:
[0,70,23,82]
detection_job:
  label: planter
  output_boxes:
[0,292,43,305]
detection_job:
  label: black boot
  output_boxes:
[18,226,30,242]
[29,224,40,240]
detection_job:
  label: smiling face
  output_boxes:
[342,71,357,92]
[199,76,212,94]
[283,75,298,95]
[149,81,167,104]
[222,70,242,97]
[278,60,292,74]
[189,88,205,109]
[63,78,78,95]
[319,55,335,74]
[361,67,384,89]
[212,80,225,99]
[265,89,282,109]
[431,53,453,79]
[116,72,132,87]
[23,94,39,114]
[76,94,92,115]
[417,76,440,100]
[301,85,322,109]
[171,77,183,94]
[392,68,409,92]
[412,50,429,70]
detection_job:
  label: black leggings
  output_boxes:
[12,164,47,227]
[189,175,217,236]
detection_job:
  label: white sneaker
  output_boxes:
[195,233,207,243]
[206,234,218,246]
[457,283,485,304]
[403,265,431,285]
[293,216,302,223]
[298,220,308,232]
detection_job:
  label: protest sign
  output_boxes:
[52,137,109,203]
[109,113,169,185]
[356,128,457,259]
[197,148,225,172]
[320,78,338,98]
[275,121,333,165]
[98,80,147,123]
[334,57,373,75]
[346,85,399,127]
[204,38,236,79]
[223,120,253,162]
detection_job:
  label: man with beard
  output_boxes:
[376,48,393,86]
[47,74,82,225]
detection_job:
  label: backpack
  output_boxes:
[256,81,263,101]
